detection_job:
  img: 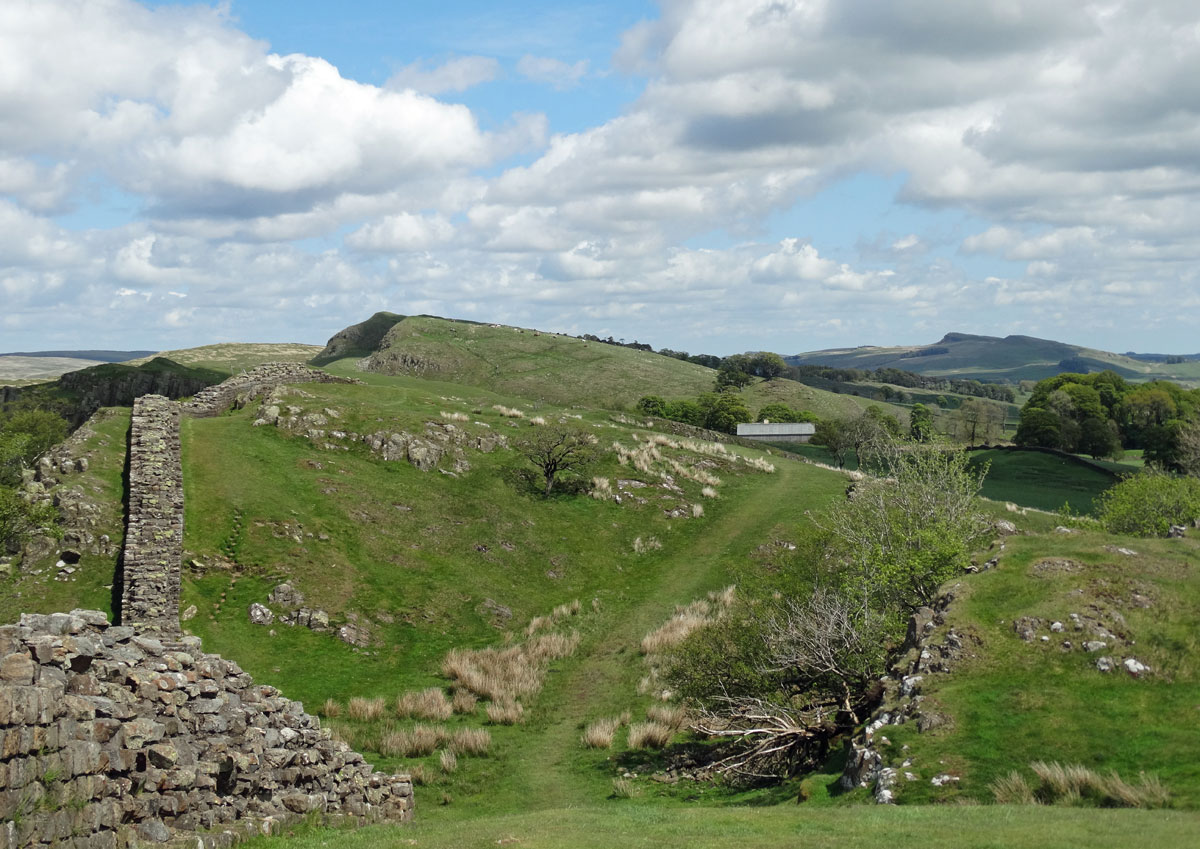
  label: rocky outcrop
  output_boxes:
[841,591,973,803]
[119,396,183,637]
[0,610,412,849]
[182,364,358,419]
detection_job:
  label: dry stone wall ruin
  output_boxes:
[2,364,411,848]
[118,397,183,638]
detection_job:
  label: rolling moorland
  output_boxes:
[790,332,1200,385]
[1,316,1199,848]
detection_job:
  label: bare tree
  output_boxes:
[687,589,889,779]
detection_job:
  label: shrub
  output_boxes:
[396,688,453,721]
[1097,470,1200,537]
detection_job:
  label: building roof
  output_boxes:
[736,422,816,436]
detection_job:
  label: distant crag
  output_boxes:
[309,312,406,366]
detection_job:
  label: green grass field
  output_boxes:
[245,805,1200,849]
[968,448,1118,514]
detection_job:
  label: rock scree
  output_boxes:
[1,364,411,849]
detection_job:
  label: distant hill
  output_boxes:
[0,349,156,362]
[312,313,900,420]
[789,332,1200,384]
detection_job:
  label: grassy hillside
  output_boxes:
[126,342,322,372]
[322,314,899,422]
[790,332,1200,385]
[886,522,1200,809]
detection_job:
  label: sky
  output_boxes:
[3,0,1200,357]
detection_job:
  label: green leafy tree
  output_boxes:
[636,396,668,417]
[698,392,752,434]
[1079,416,1123,460]
[748,352,787,380]
[909,403,934,443]
[812,418,854,468]
[815,439,990,612]
[665,400,706,427]
[1015,407,1062,448]
[715,362,753,391]
[756,403,800,423]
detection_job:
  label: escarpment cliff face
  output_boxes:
[59,360,222,413]
[1,365,411,849]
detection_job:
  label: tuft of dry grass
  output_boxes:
[628,721,673,749]
[646,703,688,731]
[633,535,662,554]
[701,486,718,498]
[439,749,458,774]
[486,699,525,725]
[529,416,547,426]
[322,698,342,718]
[451,689,478,715]
[691,503,704,518]
[396,687,453,721]
[590,476,614,500]
[407,763,432,786]
[440,411,469,422]
[449,727,492,756]
[492,405,525,418]
[347,696,386,721]
[581,717,620,749]
[379,724,449,758]
[1023,762,1171,808]
[990,771,1036,805]
[611,778,639,798]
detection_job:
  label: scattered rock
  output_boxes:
[1082,640,1107,652]
[180,604,198,621]
[1168,525,1187,538]
[248,602,275,625]
[1123,657,1150,677]
[931,774,960,787]
[269,582,305,608]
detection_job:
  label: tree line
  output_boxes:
[1015,370,1200,469]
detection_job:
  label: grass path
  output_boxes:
[430,457,844,820]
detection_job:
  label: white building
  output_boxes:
[736,422,816,443]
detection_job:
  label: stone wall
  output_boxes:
[182,364,358,419]
[0,365,413,847]
[0,610,412,848]
[119,397,183,638]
